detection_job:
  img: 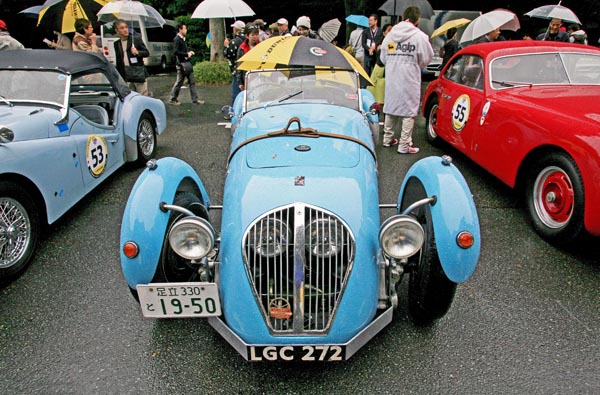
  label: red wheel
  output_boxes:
[532,166,574,227]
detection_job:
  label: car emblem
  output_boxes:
[294,176,305,186]
[269,297,292,319]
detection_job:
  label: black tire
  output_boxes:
[153,192,208,283]
[160,56,167,71]
[0,181,41,281]
[136,112,157,166]
[401,177,457,326]
[524,152,585,244]
[424,96,440,145]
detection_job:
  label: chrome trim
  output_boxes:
[242,203,355,335]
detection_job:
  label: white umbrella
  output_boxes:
[318,18,341,43]
[97,0,166,28]
[524,4,581,24]
[460,9,520,45]
[19,5,44,18]
[191,0,255,19]
[378,0,434,19]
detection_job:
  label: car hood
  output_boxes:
[0,106,59,141]
[500,86,600,126]
[236,104,370,168]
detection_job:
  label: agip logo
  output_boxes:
[309,47,327,56]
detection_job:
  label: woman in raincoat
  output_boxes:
[380,7,433,154]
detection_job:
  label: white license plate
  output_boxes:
[137,283,221,318]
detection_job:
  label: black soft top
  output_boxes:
[0,49,130,97]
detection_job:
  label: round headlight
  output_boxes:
[379,215,425,259]
[168,217,215,260]
[251,218,290,257]
[305,218,344,258]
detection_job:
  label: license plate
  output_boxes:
[137,283,221,318]
[248,345,346,361]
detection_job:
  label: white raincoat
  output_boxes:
[380,21,433,116]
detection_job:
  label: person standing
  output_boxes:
[536,18,569,42]
[113,19,150,96]
[277,18,292,37]
[477,27,502,43]
[235,25,260,92]
[362,14,382,76]
[72,19,99,53]
[295,16,321,39]
[380,6,433,154]
[0,20,24,50]
[47,31,71,50]
[440,27,458,68]
[169,22,203,105]
[223,20,246,106]
[254,19,270,42]
[348,24,365,67]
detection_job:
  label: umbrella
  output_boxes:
[191,0,255,19]
[459,9,520,45]
[19,5,44,18]
[345,14,369,28]
[38,0,111,33]
[430,18,471,38]
[97,0,166,28]
[236,35,372,85]
[524,4,581,24]
[378,0,434,19]
[318,18,341,43]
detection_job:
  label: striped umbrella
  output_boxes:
[237,35,372,85]
[38,0,112,33]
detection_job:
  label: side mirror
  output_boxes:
[0,126,14,143]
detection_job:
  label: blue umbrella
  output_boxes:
[346,14,369,28]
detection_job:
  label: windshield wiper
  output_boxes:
[264,90,303,108]
[492,80,532,88]
[0,94,14,107]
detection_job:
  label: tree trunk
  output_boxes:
[209,18,225,62]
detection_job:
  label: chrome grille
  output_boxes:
[242,203,355,335]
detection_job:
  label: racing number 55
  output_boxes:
[451,94,471,132]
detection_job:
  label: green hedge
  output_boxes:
[193,61,231,84]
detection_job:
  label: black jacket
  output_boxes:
[113,35,149,79]
[173,34,190,64]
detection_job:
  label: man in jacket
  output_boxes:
[235,25,260,92]
[537,18,569,42]
[361,14,382,76]
[113,20,150,96]
[223,20,246,106]
[0,20,24,51]
[380,6,433,154]
[169,22,203,105]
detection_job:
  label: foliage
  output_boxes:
[193,61,231,84]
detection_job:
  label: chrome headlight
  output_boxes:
[168,217,215,260]
[305,218,344,258]
[379,215,425,259]
[250,218,290,257]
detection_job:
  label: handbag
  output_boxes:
[124,65,146,83]
[179,60,194,75]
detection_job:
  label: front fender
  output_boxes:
[399,156,480,283]
[120,157,210,289]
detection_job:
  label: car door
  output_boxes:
[437,54,485,154]
[69,71,123,191]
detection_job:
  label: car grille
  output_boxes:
[242,203,355,335]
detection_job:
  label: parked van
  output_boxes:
[100,18,177,70]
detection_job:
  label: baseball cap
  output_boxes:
[231,20,245,30]
[296,16,311,30]
[0,20,7,31]
[253,19,266,27]
[277,18,288,25]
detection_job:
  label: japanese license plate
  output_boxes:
[137,283,221,318]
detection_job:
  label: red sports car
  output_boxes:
[422,41,600,244]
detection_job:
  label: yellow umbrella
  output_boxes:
[237,35,373,85]
[431,18,471,39]
[38,0,112,33]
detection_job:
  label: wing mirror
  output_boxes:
[0,126,14,143]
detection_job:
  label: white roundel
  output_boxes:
[451,94,470,131]
[86,135,108,178]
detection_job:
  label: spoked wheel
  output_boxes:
[525,152,584,244]
[425,97,440,144]
[400,177,456,326]
[0,181,40,282]
[136,113,157,165]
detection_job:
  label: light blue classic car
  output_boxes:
[0,50,166,281]
[121,68,480,361]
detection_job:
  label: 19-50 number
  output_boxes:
[159,297,218,315]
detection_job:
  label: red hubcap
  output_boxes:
[540,170,574,224]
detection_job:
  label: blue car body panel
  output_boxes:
[399,157,480,283]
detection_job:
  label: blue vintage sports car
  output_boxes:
[0,50,166,281]
[121,67,480,361]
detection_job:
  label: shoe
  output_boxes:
[192,100,205,105]
[382,138,398,147]
[398,146,420,154]
[168,99,180,106]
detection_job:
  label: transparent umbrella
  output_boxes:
[97,0,166,28]
[318,18,341,43]
[378,0,434,19]
[191,0,255,19]
[525,3,581,24]
[460,9,520,45]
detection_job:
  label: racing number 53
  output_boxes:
[86,135,108,178]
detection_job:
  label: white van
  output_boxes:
[100,18,177,70]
